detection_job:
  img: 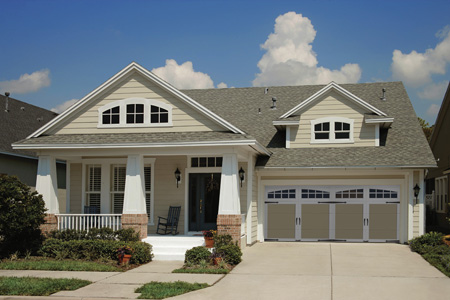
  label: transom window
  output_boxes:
[191,157,223,168]
[98,98,172,128]
[311,117,354,143]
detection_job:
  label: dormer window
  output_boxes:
[311,117,354,144]
[98,98,172,128]
[102,106,120,124]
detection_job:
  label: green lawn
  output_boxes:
[0,258,122,272]
[0,276,91,296]
[136,281,209,299]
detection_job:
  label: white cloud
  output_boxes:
[151,59,215,89]
[51,99,78,114]
[0,69,51,94]
[426,103,441,118]
[253,12,361,87]
[391,26,450,87]
[418,81,448,100]
[217,82,228,88]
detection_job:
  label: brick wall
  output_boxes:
[217,214,242,247]
[41,214,58,236]
[122,214,148,239]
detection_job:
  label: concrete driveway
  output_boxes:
[173,242,450,300]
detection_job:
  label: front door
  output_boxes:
[189,173,221,231]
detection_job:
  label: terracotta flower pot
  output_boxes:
[213,257,222,265]
[119,254,132,265]
[204,237,214,248]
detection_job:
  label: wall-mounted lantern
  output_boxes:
[174,168,181,188]
[239,167,245,188]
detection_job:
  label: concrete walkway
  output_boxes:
[1,243,450,299]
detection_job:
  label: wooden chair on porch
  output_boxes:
[156,206,181,235]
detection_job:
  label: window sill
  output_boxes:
[97,123,173,129]
[310,140,354,144]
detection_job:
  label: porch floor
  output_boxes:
[142,235,205,261]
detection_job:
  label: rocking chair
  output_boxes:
[156,206,181,235]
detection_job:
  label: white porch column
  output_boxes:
[218,153,241,214]
[36,155,59,214]
[123,154,146,214]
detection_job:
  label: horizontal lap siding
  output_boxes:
[252,168,258,243]
[70,163,82,213]
[149,156,187,234]
[50,72,224,134]
[290,91,375,148]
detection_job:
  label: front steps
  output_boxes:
[142,235,205,261]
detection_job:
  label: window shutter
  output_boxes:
[145,166,151,221]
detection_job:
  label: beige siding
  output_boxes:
[70,163,82,213]
[290,91,375,148]
[50,71,225,135]
[148,156,187,234]
[413,205,420,238]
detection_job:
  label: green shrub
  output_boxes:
[213,234,233,248]
[49,228,139,242]
[409,232,444,254]
[185,246,211,264]
[39,239,152,264]
[215,244,242,265]
[0,175,46,257]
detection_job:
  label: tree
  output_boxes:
[0,175,46,257]
[418,117,433,142]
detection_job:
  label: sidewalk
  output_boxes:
[0,261,224,300]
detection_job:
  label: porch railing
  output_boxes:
[56,214,122,231]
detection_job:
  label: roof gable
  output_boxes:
[280,82,387,119]
[28,62,244,138]
[430,82,450,149]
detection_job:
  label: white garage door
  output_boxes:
[265,186,400,242]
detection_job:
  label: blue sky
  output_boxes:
[1,0,449,124]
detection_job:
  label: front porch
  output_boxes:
[35,148,258,248]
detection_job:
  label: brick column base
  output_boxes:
[122,214,148,240]
[41,214,58,236]
[217,214,242,247]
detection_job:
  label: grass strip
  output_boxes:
[0,276,91,296]
[172,268,229,274]
[0,259,122,272]
[136,281,209,299]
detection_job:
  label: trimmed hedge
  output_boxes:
[39,238,152,264]
[49,228,140,242]
[215,244,242,265]
[185,246,211,264]
[409,232,445,254]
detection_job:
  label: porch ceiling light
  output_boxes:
[413,184,420,204]
[174,168,181,188]
[239,167,245,188]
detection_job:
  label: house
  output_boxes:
[425,82,450,233]
[1,94,66,205]
[12,62,435,247]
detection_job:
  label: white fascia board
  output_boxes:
[259,165,437,170]
[365,118,394,124]
[28,62,245,138]
[280,82,387,119]
[272,120,299,126]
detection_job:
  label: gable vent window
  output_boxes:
[150,105,169,124]
[311,117,354,144]
[98,98,172,128]
[102,106,120,124]
[126,104,144,124]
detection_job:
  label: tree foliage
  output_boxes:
[0,175,46,257]
[418,117,433,142]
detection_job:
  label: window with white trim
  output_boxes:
[111,165,126,214]
[86,165,101,212]
[435,176,448,212]
[336,189,364,199]
[267,189,296,199]
[191,157,223,168]
[301,189,330,199]
[311,117,354,143]
[98,98,172,128]
[369,189,398,199]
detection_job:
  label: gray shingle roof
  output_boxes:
[16,131,254,145]
[182,81,436,168]
[0,95,58,156]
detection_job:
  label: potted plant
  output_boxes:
[202,230,216,248]
[443,235,450,247]
[117,245,134,265]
